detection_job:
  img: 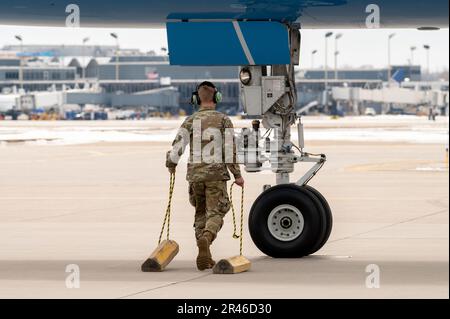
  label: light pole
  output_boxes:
[410,46,417,66]
[423,45,431,79]
[334,51,340,80]
[334,33,342,79]
[15,35,23,89]
[324,32,333,90]
[311,50,317,69]
[387,33,396,85]
[82,37,90,79]
[110,33,120,81]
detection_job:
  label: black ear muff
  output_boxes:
[214,90,222,104]
[191,91,200,106]
[193,81,221,106]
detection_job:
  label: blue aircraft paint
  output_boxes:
[167,22,249,65]
[166,0,348,22]
[238,22,291,65]
[167,21,291,65]
[392,69,406,83]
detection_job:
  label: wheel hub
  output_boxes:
[267,204,304,242]
[280,217,292,229]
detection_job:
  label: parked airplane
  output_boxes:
[0,0,447,258]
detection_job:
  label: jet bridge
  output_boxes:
[331,85,449,114]
[332,86,449,106]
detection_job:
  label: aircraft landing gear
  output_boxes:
[249,184,332,258]
[239,25,333,258]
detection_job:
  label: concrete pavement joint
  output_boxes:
[328,208,448,244]
[118,273,213,299]
[118,257,264,299]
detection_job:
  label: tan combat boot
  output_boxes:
[196,231,215,271]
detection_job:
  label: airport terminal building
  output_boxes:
[0,45,429,114]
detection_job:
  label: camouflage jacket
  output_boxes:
[166,108,242,182]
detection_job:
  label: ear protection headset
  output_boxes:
[190,81,222,106]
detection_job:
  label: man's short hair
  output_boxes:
[198,85,215,104]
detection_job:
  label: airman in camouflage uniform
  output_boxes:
[166,81,244,271]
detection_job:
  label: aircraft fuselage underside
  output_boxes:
[0,0,447,29]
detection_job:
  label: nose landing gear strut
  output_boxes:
[239,25,333,258]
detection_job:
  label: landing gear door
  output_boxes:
[166,21,290,66]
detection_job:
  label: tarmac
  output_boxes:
[0,116,448,299]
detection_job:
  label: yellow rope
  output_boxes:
[229,182,245,256]
[158,174,244,256]
[158,172,176,244]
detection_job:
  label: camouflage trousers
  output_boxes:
[189,181,231,241]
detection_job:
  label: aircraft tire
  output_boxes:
[302,185,333,255]
[249,184,329,258]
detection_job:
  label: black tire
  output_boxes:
[248,184,328,258]
[303,185,333,255]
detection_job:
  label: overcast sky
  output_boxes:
[0,25,448,72]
